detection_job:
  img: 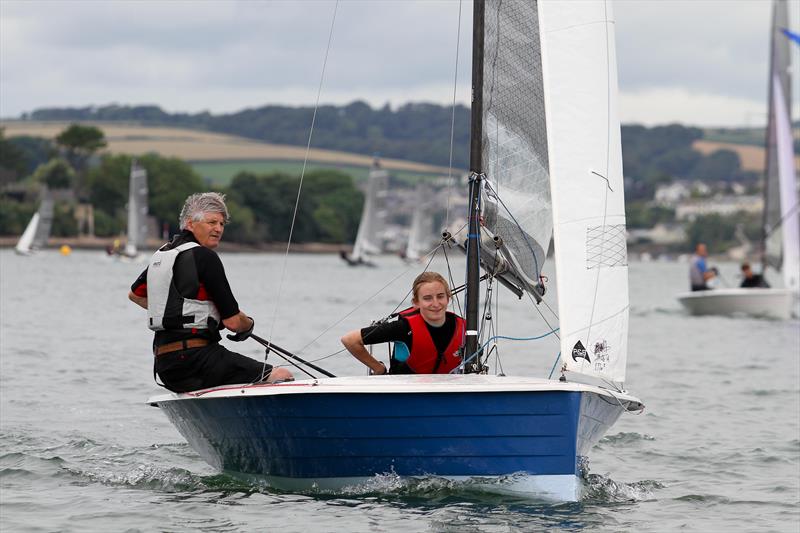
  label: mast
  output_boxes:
[465,0,485,367]
[760,0,779,274]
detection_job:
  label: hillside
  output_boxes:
[0,121,457,177]
[692,139,800,172]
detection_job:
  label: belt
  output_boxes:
[154,339,210,356]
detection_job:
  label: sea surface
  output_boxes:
[1,249,798,532]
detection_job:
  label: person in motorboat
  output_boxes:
[689,243,718,291]
[128,192,293,392]
[341,271,465,375]
[739,262,770,288]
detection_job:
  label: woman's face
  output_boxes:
[413,281,449,326]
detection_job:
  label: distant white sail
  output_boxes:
[15,213,40,255]
[405,182,436,261]
[124,161,149,257]
[351,161,387,262]
[16,186,54,255]
[32,190,54,250]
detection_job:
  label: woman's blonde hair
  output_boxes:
[411,271,451,302]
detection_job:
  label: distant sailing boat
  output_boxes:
[341,158,387,267]
[677,0,798,319]
[15,186,54,256]
[122,160,149,259]
[150,0,643,502]
[403,181,436,262]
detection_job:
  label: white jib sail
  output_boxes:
[15,213,40,254]
[540,0,629,386]
[125,162,149,257]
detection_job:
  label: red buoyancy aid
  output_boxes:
[399,308,465,374]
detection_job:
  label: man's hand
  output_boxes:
[227,316,254,342]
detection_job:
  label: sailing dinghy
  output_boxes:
[108,160,149,261]
[122,160,149,259]
[677,0,798,320]
[341,159,387,267]
[15,186,54,256]
[149,0,643,501]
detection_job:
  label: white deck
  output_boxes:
[148,374,642,408]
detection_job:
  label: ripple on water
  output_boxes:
[600,432,656,446]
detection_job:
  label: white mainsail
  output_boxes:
[763,0,799,292]
[124,161,149,257]
[540,1,629,386]
[405,182,435,261]
[351,161,387,262]
[480,0,552,295]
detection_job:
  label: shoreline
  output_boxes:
[0,236,349,254]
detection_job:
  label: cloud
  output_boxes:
[1,0,797,126]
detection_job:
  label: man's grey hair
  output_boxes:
[179,192,230,230]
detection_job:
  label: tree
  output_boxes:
[226,169,363,244]
[6,135,56,177]
[689,149,742,182]
[32,158,75,189]
[684,213,741,252]
[86,153,206,237]
[138,154,206,234]
[55,124,107,175]
[0,128,28,184]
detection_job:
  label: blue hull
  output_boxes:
[153,378,636,499]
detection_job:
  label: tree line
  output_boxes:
[24,102,757,189]
[2,106,767,251]
[0,125,364,244]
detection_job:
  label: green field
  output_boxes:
[190,159,448,187]
[703,128,765,147]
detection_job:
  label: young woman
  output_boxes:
[341,272,465,375]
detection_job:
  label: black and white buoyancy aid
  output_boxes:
[146,242,221,331]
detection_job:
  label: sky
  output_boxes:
[1,0,799,128]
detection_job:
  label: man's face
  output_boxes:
[697,244,707,257]
[187,212,225,249]
[413,281,449,326]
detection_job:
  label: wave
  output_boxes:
[600,432,656,445]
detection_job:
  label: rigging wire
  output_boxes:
[261,0,339,376]
[293,251,436,356]
[445,0,464,230]
[452,328,560,374]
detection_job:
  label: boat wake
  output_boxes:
[581,473,662,503]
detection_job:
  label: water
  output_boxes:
[1,249,798,532]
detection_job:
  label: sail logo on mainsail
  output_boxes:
[593,340,610,372]
[571,341,591,363]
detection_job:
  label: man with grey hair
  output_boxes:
[129,192,293,392]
